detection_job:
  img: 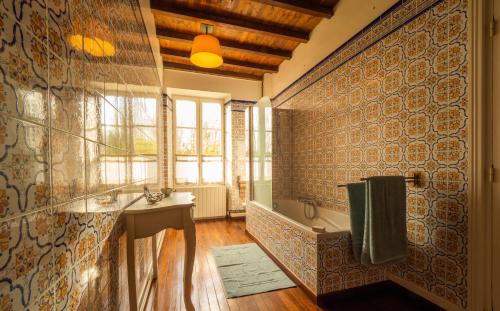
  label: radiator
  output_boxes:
[176,186,227,219]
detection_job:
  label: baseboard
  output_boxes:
[193,216,227,222]
[245,229,318,302]
[386,273,462,311]
[316,281,393,307]
[228,211,246,218]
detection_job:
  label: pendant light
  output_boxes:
[190,24,223,68]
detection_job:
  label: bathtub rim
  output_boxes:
[248,200,350,237]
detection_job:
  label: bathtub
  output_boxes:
[246,200,387,300]
[271,199,351,233]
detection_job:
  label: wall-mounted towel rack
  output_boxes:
[337,173,421,188]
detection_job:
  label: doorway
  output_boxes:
[492,0,500,308]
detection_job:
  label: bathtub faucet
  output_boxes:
[298,196,317,220]
[297,196,317,207]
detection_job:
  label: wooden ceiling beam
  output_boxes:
[151,1,309,42]
[252,0,336,18]
[156,28,292,59]
[160,47,278,73]
[163,61,262,81]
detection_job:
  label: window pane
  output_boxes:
[105,156,120,185]
[133,127,157,154]
[176,128,196,155]
[104,102,120,148]
[202,156,223,183]
[176,156,198,184]
[253,131,260,154]
[202,102,221,129]
[225,106,232,184]
[253,160,260,180]
[132,97,157,125]
[265,131,272,154]
[252,106,259,129]
[116,96,127,116]
[130,156,152,183]
[265,107,272,131]
[176,100,196,127]
[264,157,272,180]
[131,156,157,183]
[202,129,221,155]
[118,156,127,185]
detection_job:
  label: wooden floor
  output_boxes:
[144,219,441,311]
[145,219,321,311]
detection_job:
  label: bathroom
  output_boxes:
[0,0,499,310]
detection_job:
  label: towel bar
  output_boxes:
[337,173,421,188]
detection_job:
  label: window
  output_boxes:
[101,95,159,186]
[174,97,224,184]
[130,97,158,184]
[252,105,272,182]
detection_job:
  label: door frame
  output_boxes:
[468,0,494,310]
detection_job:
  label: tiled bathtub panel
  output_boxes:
[317,234,386,294]
[247,203,319,294]
[247,203,387,295]
[272,0,469,307]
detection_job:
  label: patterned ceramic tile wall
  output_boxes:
[246,202,386,295]
[0,0,161,310]
[227,102,249,213]
[271,0,469,308]
[272,108,292,200]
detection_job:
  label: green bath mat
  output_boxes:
[210,243,296,298]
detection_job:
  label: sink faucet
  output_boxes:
[110,189,121,202]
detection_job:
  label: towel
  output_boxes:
[346,183,366,262]
[346,176,408,265]
[361,176,407,265]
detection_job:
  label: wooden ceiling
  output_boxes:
[151,0,340,81]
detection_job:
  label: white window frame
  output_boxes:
[173,96,225,186]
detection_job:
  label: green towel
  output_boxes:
[361,176,407,265]
[347,177,408,265]
[346,183,366,262]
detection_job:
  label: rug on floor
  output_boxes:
[210,243,296,298]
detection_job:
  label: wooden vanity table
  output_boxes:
[124,192,196,311]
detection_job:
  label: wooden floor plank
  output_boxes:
[143,219,442,311]
[146,219,319,311]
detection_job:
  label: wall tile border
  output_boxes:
[272,0,443,107]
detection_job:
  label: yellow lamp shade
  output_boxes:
[190,34,223,68]
[67,17,115,57]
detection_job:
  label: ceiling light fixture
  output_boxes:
[190,24,223,68]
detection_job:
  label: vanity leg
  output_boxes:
[127,218,137,311]
[152,234,158,279]
[183,227,196,311]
